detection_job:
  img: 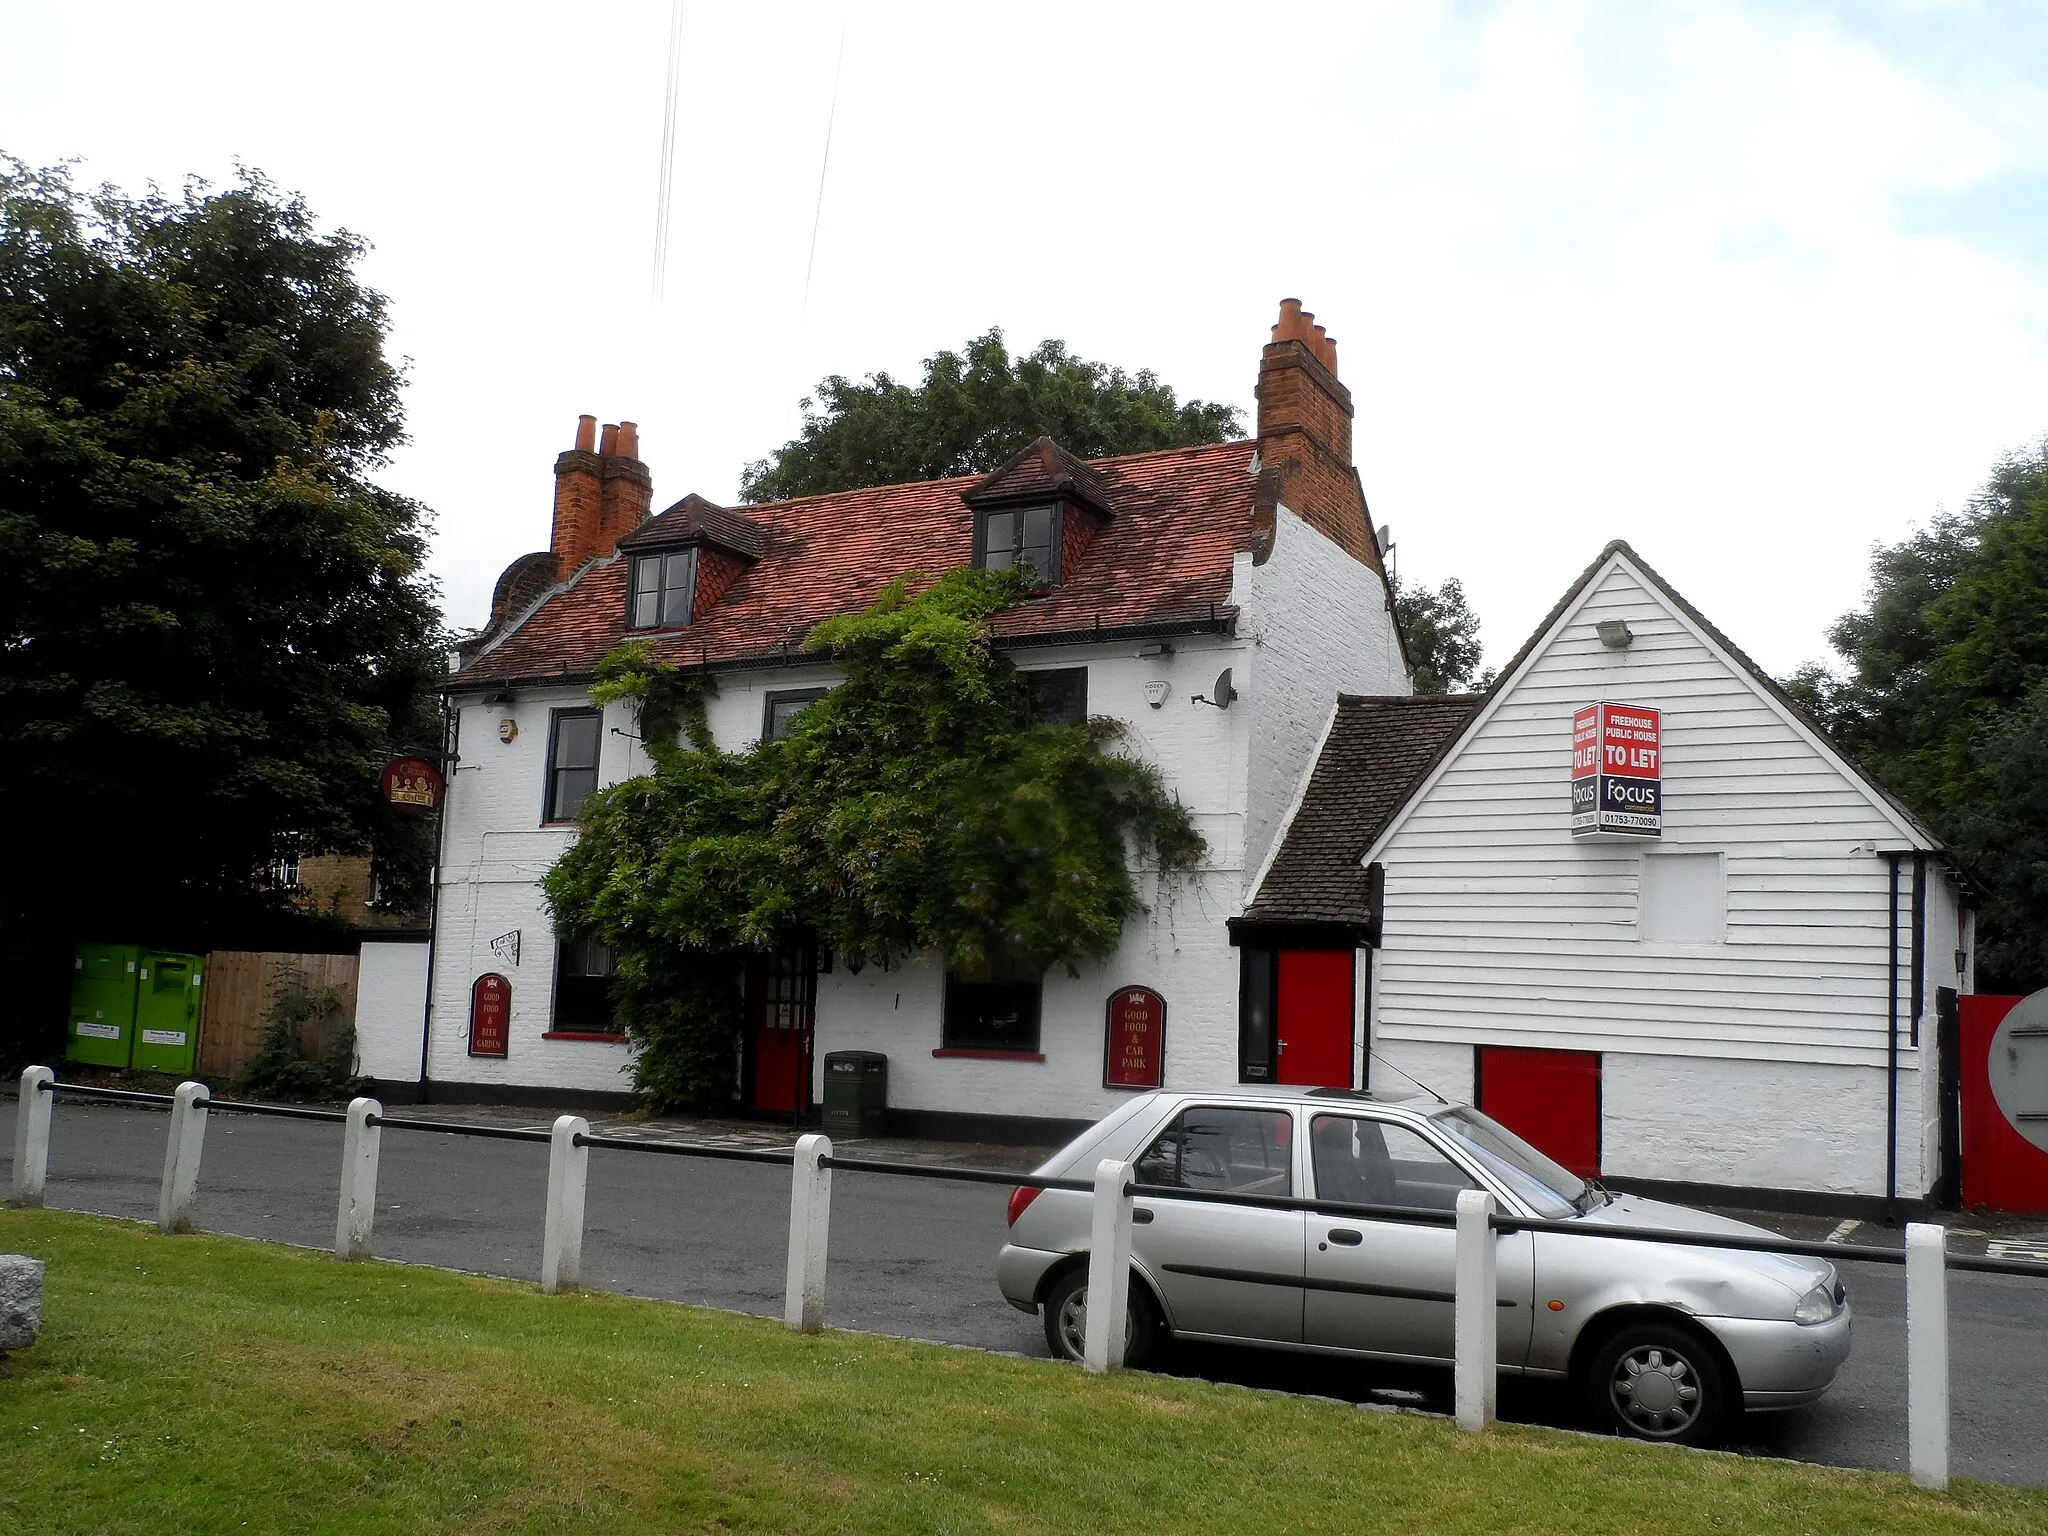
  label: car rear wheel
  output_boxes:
[1043,1265,1158,1368]
[1587,1320,1729,1446]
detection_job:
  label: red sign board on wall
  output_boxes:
[469,973,511,1058]
[1571,703,1662,838]
[1104,986,1166,1090]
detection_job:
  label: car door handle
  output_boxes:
[1133,1207,1155,1224]
[1327,1228,1363,1246]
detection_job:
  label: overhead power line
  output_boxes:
[652,0,687,302]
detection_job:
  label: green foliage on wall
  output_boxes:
[542,567,1206,1108]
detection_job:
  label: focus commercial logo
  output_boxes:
[1571,703,1662,838]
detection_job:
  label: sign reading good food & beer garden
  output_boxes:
[1570,703,1662,838]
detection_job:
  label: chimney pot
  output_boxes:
[617,421,640,460]
[575,414,597,453]
[1274,297,1304,343]
[599,422,620,456]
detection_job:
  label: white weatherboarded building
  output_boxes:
[1356,542,1971,1207]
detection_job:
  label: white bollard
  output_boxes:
[157,1080,211,1234]
[1082,1159,1135,1374]
[540,1115,589,1294]
[12,1067,54,1208]
[783,1133,833,1332]
[1454,1188,1498,1431]
[1906,1222,1951,1491]
[334,1097,383,1261]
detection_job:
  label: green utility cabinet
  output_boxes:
[67,943,143,1067]
[65,943,205,1074]
[822,1051,888,1139]
[130,951,204,1075]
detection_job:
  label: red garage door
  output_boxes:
[1961,993,2048,1216]
[1477,1047,1602,1179]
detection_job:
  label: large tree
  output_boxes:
[0,158,443,1063]
[1392,574,1491,694]
[1787,441,2048,991]
[740,329,1243,502]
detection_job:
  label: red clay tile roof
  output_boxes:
[458,438,1258,685]
[1241,694,1484,928]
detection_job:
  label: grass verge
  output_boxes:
[2,1207,2044,1534]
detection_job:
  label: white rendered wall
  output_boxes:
[1236,504,1409,889]
[428,630,1265,1108]
[353,940,430,1081]
[1367,553,1953,1199]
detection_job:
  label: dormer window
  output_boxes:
[976,504,1060,586]
[628,547,697,630]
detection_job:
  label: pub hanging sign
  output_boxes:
[1571,703,1662,838]
[380,755,446,812]
[1104,986,1166,1091]
[468,973,511,1058]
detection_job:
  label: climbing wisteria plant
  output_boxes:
[541,566,1206,1109]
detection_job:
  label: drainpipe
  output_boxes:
[1910,854,1926,1047]
[416,697,459,1106]
[1886,853,1901,1220]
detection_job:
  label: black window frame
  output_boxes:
[762,687,829,742]
[543,707,603,824]
[974,502,1063,587]
[1021,667,1087,726]
[551,931,618,1034]
[626,546,699,631]
[941,946,1044,1054]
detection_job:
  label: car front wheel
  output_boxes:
[1587,1320,1729,1446]
[1042,1265,1158,1368]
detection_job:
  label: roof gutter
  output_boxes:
[441,611,1238,695]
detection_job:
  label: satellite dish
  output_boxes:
[1194,668,1238,710]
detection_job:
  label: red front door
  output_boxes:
[1275,950,1354,1089]
[751,944,815,1115]
[1478,1046,1602,1179]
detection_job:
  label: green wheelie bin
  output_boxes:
[66,942,143,1068]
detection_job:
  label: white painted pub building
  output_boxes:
[357,302,1973,1207]
[359,301,1411,1139]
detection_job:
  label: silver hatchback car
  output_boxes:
[998,1086,1850,1445]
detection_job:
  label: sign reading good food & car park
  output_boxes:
[1104,986,1166,1089]
[468,973,511,1057]
[381,755,446,811]
[1571,703,1662,838]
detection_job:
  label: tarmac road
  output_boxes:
[5,1097,2046,1488]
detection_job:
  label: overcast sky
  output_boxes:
[5,1,2045,675]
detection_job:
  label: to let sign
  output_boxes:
[469,973,511,1057]
[1104,986,1166,1090]
[381,756,445,812]
[1571,703,1662,838]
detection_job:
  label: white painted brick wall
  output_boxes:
[1237,504,1410,889]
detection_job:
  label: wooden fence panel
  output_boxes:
[197,951,361,1082]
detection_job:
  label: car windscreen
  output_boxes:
[1429,1107,1586,1219]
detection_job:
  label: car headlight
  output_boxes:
[1793,1272,1843,1325]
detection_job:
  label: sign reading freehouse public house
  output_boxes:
[1571,703,1662,838]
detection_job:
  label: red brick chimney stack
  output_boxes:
[552,415,654,578]
[1254,297,1377,569]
